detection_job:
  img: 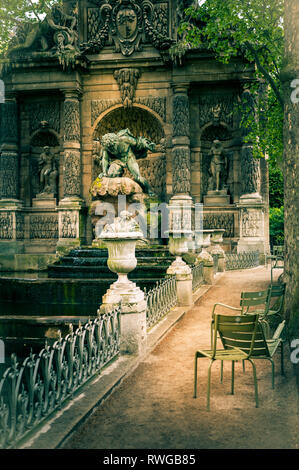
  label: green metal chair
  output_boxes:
[240,289,271,337]
[266,283,285,322]
[194,313,260,410]
[269,246,284,283]
[194,313,286,410]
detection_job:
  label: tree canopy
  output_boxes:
[0,0,61,56]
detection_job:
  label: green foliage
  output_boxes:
[177,0,284,169]
[269,160,284,208]
[269,206,284,248]
[0,0,61,55]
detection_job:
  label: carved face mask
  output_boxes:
[116,8,137,39]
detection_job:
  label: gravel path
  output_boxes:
[61,267,299,449]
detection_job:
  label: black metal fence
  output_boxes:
[225,251,260,270]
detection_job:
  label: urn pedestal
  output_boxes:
[98,215,147,356]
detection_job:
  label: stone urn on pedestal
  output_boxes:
[98,210,147,355]
[209,229,226,272]
[167,230,193,307]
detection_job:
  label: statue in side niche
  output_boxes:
[38,146,58,195]
[94,129,156,196]
[208,139,228,192]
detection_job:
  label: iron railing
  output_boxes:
[225,251,260,271]
[0,308,120,449]
[146,277,177,330]
[191,262,204,292]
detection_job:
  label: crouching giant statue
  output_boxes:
[94,129,156,196]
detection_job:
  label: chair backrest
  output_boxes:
[240,289,270,314]
[268,283,285,313]
[214,313,259,359]
[273,246,284,257]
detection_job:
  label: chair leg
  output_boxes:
[193,353,198,398]
[248,359,259,408]
[231,360,235,395]
[268,358,275,389]
[220,361,223,383]
[207,359,214,411]
[242,360,246,373]
[281,342,285,376]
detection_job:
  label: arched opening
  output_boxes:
[92,106,166,199]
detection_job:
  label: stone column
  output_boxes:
[57,90,85,255]
[237,86,265,254]
[170,84,194,248]
[0,93,24,254]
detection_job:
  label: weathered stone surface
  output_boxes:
[90,176,143,198]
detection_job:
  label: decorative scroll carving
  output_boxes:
[136,96,167,122]
[93,106,165,144]
[113,68,141,108]
[91,99,120,126]
[30,215,59,239]
[173,94,189,137]
[63,100,80,142]
[0,153,19,199]
[203,213,235,238]
[198,94,236,129]
[25,101,60,134]
[63,151,81,198]
[241,209,263,237]
[172,147,191,194]
[81,0,172,55]
[60,211,77,238]
[0,213,13,239]
[138,156,166,197]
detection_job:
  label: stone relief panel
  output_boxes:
[1,101,18,143]
[241,209,264,237]
[30,215,59,239]
[0,213,13,239]
[0,153,19,199]
[82,0,172,55]
[240,144,261,195]
[60,211,78,238]
[203,213,235,238]
[16,213,25,240]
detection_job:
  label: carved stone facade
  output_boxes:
[0,0,269,255]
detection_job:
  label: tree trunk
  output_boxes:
[282,0,299,338]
